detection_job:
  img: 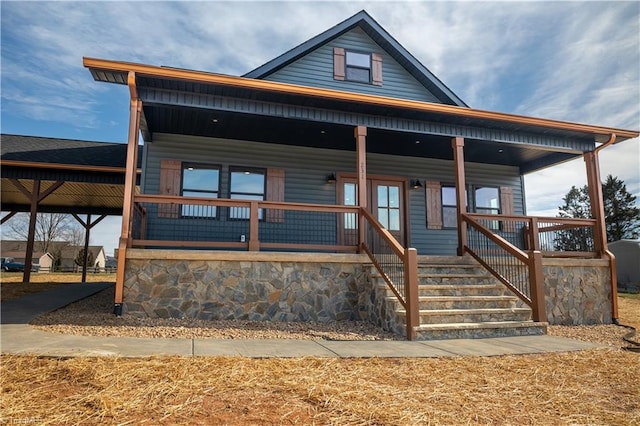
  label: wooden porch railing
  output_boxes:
[129,194,420,340]
[360,209,419,341]
[132,194,361,252]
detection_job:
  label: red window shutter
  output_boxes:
[500,186,515,231]
[426,181,443,230]
[333,47,345,81]
[500,186,514,216]
[372,53,383,86]
[158,160,181,218]
[266,168,285,223]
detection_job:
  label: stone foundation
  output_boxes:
[123,250,372,322]
[542,258,612,325]
[122,250,614,333]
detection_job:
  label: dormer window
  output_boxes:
[334,47,383,86]
[345,51,371,83]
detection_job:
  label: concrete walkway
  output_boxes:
[1,284,603,358]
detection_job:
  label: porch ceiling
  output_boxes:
[143,105,578,171]
[84,58,638,174]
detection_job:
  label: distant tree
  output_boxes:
[602,175,640,241]
[558,186,592,219]
[556,186,594,251]
[555,175,640,250]
[74,248,94,269]
[7,213,69,253]
[7,213,85,252]
[66,225,86,248]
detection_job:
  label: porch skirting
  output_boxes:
[122,250,614,333]
[542,258,612,325]
[123,250,377,322]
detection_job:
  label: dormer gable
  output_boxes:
[245,10,467,107]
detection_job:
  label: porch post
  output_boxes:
[452,137,467,256]
[584,151,607,256]
[114,71,142,315]
[355,126,367,250]
[584,147,618,319]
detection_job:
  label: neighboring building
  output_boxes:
[609,239,640,291]
[0,240,106,272]
[55,11,640,338]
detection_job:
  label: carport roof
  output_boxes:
[1,134,141,215]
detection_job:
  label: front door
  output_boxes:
[338,175,407,247]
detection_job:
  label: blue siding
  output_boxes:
[264,27,441,103]
[142,134,524,256]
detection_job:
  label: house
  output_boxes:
[83,11,638,339]
[0,240,106,272]
[56,244,107,272]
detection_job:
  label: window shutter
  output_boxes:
[426,181,442,230]
[333,47,345,81]
[372,53,383,86]
[500,186,514,216]
[500,186,515,232]
[158,160,181,218]
[266,168,285,223]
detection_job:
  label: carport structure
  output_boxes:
[1,134,141,282]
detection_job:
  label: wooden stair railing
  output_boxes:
[462,213,547,322]
[359,208,419,340]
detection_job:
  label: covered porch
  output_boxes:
[84,58,638,340]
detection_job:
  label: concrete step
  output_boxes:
[417,273,497,286]
[416,265,484,275]
[369,256,546,340]
[398,307,533,324]
[405,295,520,310]
[378,283,509,297]
[414,321,547,340]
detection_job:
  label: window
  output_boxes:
[441,185,500,228]
[474,187,500,215]
[377,185,400,231]
[229,168,265,219]
[474,186,500,229]
[343,182,357,229]
[334,48,382,85]
[345,51,371,83]
[181,164,219,218]
[441,186,458,228]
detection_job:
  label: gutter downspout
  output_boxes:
[114,71,142,316]
[585,133,618,322]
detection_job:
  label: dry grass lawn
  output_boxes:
[1,277,639,425]
[1,350,638,425]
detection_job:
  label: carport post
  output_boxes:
[9,178,64,283]
[23,180,40,283]
[1,211,18,224]
[72,213,107,283]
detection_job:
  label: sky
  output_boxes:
[1,1,639,255]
